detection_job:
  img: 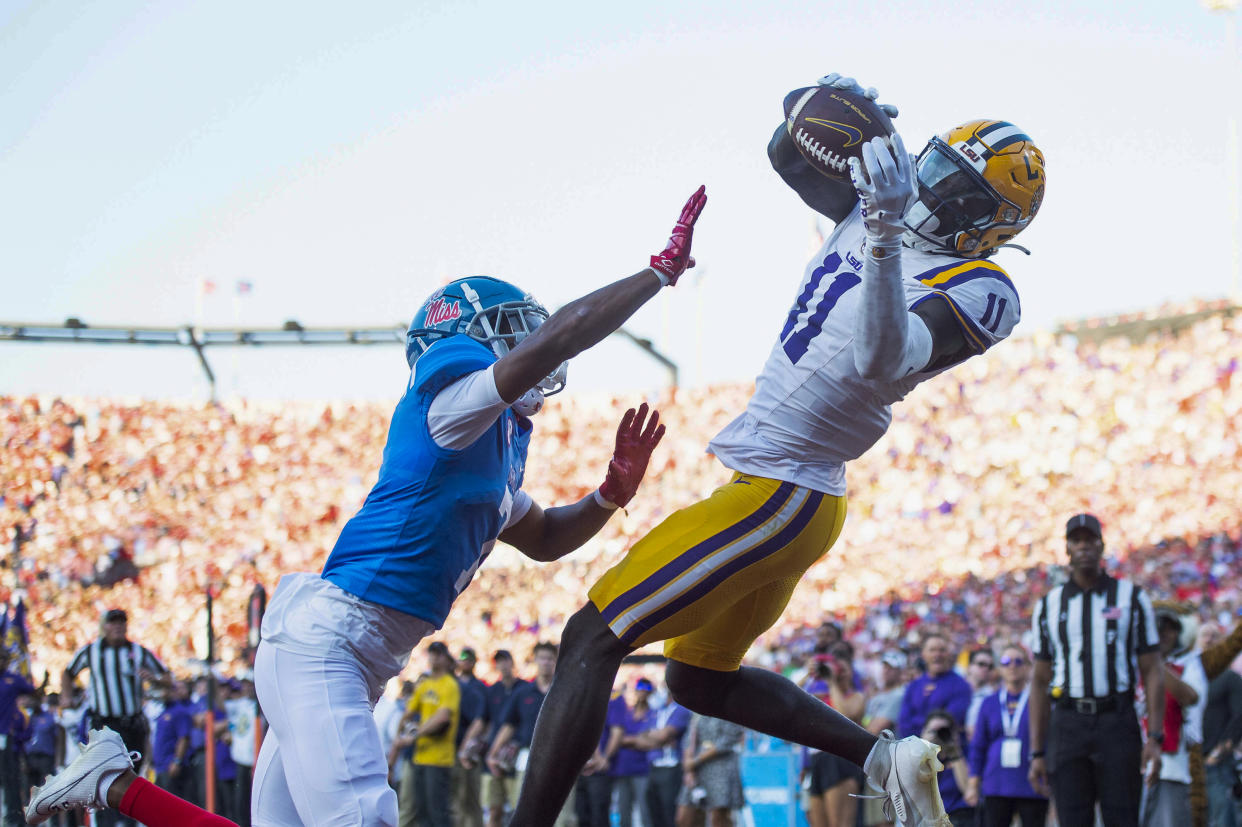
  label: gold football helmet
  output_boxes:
[902,120,1045,257]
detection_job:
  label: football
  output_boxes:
[784,86,894,181]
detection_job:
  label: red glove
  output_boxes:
[649,186,707,286]
[597,403,666,508]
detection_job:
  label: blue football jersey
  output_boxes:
[322,336,531,626]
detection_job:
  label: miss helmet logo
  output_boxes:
[424,298,462,326]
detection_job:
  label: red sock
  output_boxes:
[118,777,238,827]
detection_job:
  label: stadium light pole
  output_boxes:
[1203,0,1242,301]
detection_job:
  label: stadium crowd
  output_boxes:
[2,308,1242,824]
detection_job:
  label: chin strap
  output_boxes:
[993,243,1031,255]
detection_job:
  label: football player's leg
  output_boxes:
[509,480,754,827]
[253,643,398,826]
[662,581,874,766]
[251,724,300,825]
[508,602,633,827]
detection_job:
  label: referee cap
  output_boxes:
[1065,513,1102,539]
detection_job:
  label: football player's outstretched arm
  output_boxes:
[848,134,975,381]
[491,187,706,405]
[500,404,665,563]
[848,134,934,382]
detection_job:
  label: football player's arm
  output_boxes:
[500,404,665,562]
[768,123,858,224]
[492,188,706,405]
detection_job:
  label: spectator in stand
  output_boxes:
[898,634,971,739]
[966,644,1047,827]
[225,678,258,827]
[576,691,623,827]
[632,674,691,827]
[964,646,997,740]
[459,649,526,827]
[151,680,194,804]
[486,643,573,827]
[865,651,908,737]
[24,692,63,797]
[454,648,486,827]
[678,714,745,827]
[1142,605,1207,827]
[0,647,35,827]
[803,644,865,827]
[898,634,970,823]
[612,677,654,827]
[1198,622,1242,827]
[920,710,973,827]
[396,641,461,827]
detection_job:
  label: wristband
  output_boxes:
[1148,732,1165,745]
[593,488,620,511]
[1029,750,1045,759]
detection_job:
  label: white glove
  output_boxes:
[817,73,899,118]
[847,134,918,249]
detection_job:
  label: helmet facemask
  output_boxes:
[903,122,1044,258]
[459,283,567,406]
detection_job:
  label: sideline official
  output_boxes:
[1028,514,1166,827]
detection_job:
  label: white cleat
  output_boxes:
[856,730,952,827]
[26,727,140,825]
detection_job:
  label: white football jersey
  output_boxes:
[709,206,1020,495]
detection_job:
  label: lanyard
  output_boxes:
[999,687,1030,738]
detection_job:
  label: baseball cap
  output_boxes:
[460,647,478,662]
[881,651,907,669]
[1065,513,1102,539]
[635,677,654,692]
[103,609,128,623]
[427,641,450,656]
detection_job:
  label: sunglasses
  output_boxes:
[999,656,1027,666]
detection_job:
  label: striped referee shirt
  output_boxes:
[66,639,167,718]
[1031,573,1160,699]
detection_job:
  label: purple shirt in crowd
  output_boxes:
[899,670,972,814]
[611,702,652,777]
[897,671,972,738]
[968,689,1044,800]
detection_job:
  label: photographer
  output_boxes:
[802,645,865,827]
[920,710,974,827]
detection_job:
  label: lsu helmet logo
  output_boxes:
[424,298,462,326]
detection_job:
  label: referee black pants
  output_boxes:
[1047,705,1143,827]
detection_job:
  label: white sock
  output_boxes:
[95,767,126,808]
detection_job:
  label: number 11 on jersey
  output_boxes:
[780,251,861,365]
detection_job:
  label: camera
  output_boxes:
[813,654,837,679]
[689,787,708,806]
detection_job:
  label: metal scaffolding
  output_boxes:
[0,318,679,398]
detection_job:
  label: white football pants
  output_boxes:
[252,573,434,826]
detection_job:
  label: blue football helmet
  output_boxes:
[405,276,567,398]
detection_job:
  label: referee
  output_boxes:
[62,608,170,824]
[1028,514,1166,827]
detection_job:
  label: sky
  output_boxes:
[2,0,1240,401]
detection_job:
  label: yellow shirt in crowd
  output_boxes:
[406,672,461,767]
